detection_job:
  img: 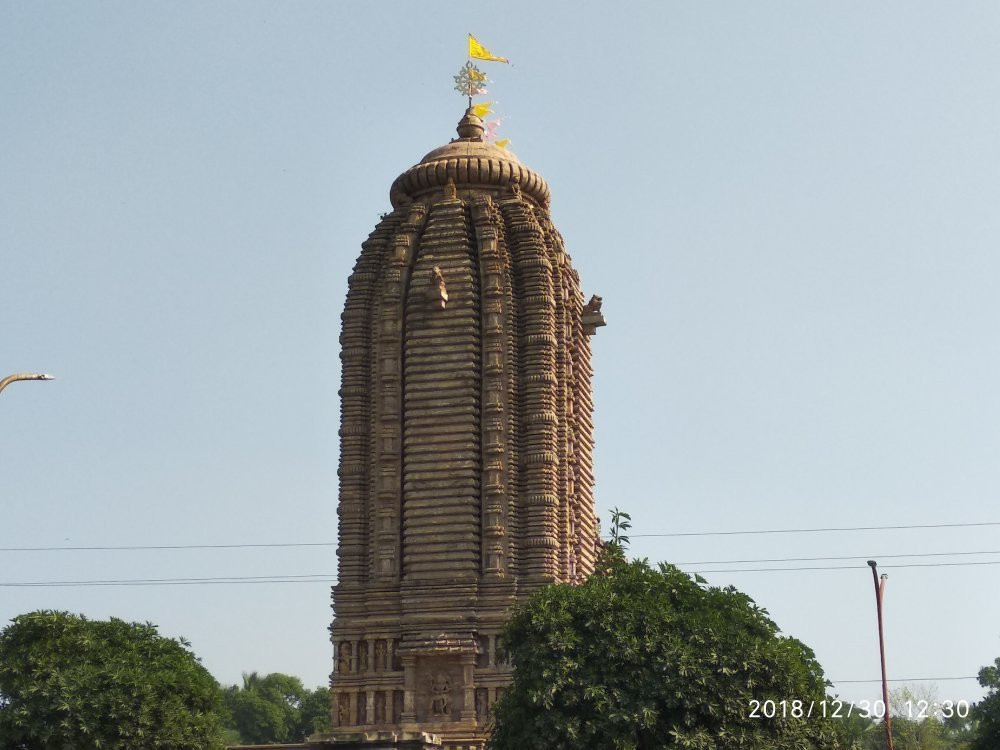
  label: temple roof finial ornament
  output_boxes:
[455,108,485,141]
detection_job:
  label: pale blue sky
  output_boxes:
[3,1,1000,707]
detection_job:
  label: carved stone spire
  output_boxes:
[325,111,602,749]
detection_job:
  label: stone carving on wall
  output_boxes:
[337,641,352,674]
[357,691,367,725]
[374,639,387,672]
[430,673,451,717]
[337,693,350,726]
[475,688,488,723]
[429,266,448,309]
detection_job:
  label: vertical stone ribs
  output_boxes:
[500,189,560,582]
[337,192,598,589]
[572,287,599,575]
[401,195,482,579]
[501,211,521,580]
[472,196,514,579]
[370,203,428,581]
[338,211,403,585]
[552,231,572,582]
[542,216,598,582]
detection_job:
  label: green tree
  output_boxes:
[487,513,841,750]
[972,657,1000,750]
[939,712,976,749]
[829,710,878,750]
[824,686,974,750]
[892,716,946,750]
[298,685,332,738]
[222,672,329,744]
[886,684,977,750]
[0,610,225,750]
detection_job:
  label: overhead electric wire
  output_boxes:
[686,559,1000,574]
[0,574,338,587]
[631,520,1000,538]
[0,541,338,552]
[4,518,1000,552]
[6,555,1000,588]
[677,549,1000,566]
[830,676,978,684]
[0,575,985,686]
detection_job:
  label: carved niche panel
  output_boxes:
[415,656,464,722]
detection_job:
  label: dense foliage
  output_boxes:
[222,671,329,744]
[0,610,225,750]
[488,537,841,749]
[971,657,1000,750]
[827,685,976,750]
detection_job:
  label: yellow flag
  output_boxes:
[469,34,509,64]
[495,138,511,149]
[472,101,495,118]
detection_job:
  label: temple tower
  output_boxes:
[328,110,604,749]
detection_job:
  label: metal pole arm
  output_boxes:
[0,373,54,395]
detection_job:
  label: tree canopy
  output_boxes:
[972,657,1000,750]
[488,514,840,750]
[0,610,225,750]
[222,671,329,744]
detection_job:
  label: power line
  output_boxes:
[688,559,1000,574]
[632,520,1000,538]
[0,574,338,587]
[678,549,1000,566]
[0,542,338,552]
[833,677,979,684]
[6,556,1000,587]
[4,519,999,553]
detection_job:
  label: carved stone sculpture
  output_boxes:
[582,294,606,335]
[475,688,488,722]
[429,674,451,717]
[337,641,352,675]
[337,693,350,726]
[428,266,448,309]
[358,641,368,673]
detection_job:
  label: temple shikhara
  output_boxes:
[320,107,604,749]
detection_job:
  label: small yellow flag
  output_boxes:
[469,34,509,64]
[472,102,495,118]
[495,138,511,149]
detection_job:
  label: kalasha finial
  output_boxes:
[456,108,485,141]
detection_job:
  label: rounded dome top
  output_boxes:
[389,109,551,209]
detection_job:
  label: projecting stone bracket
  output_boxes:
[582,294,606,335]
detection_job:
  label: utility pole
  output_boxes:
[0,372,54,396]
[867,560,894,750]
